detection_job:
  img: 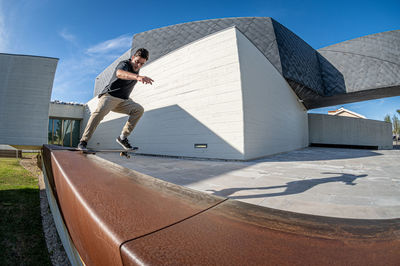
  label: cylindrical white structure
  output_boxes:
[84,27,309,160]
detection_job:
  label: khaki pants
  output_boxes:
[80,93,144,142]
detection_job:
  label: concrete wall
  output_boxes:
[49,102,85,119]
[309,113,392,149]
[85,27,245,159]
[236,29,309,160]
[85,27,310,160]
[0,54,58,146]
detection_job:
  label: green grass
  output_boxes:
[0,157,51,265]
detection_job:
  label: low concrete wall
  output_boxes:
[308,113,392,149]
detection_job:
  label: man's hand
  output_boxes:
[137,75,154,85]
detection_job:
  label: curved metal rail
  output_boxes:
[42,145,400,265]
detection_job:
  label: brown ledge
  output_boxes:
[42,145,400,265]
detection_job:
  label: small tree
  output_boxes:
[397,110,400,141]
[393,115,400,144]
[384,114,391,123]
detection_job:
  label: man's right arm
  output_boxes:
[116,70,153,85]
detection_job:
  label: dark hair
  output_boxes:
[133,48,149,60]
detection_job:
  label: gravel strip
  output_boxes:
[20,156,70,266]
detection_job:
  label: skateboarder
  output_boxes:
[77,48,154,151]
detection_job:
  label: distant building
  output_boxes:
[328,108,366,119]
[0,53,89,149]
[0,53,58,147]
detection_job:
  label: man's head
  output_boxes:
[131,48,149,72]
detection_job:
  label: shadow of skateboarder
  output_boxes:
[207,172,367,199]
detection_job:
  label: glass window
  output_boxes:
[53,119,62,145]
[63,119,72,147]
[71,120,81,147]
[48,118,81,147]
[48,118,54,144]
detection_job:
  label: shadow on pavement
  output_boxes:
[206,173,368,199]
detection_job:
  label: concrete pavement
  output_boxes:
[97,147,400,219]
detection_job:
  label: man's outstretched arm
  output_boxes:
[116,70,154,85]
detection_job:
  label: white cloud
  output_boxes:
[59,28,78,45]
[86,34,131,55]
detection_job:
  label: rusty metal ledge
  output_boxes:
[42,145,400,266]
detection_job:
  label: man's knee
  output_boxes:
[134,105,144,116]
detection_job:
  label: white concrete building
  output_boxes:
[85,27,308,160]
[82,17,397,159]
[0,53,58,147]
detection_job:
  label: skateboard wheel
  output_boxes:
[120,152,130,158]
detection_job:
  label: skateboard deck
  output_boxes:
[79,147,138,158]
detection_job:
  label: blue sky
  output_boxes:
[0,0,399,121]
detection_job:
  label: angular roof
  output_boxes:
[131,17,328,103]
[126,17,400,109]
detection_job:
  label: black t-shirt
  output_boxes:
[99,59,139,99]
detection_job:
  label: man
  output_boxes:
[77,48,154,151]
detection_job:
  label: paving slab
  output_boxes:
[97,147,400,219]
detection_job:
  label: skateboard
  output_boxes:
[79,147,138,158]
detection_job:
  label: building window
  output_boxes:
[48,118,81,147]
